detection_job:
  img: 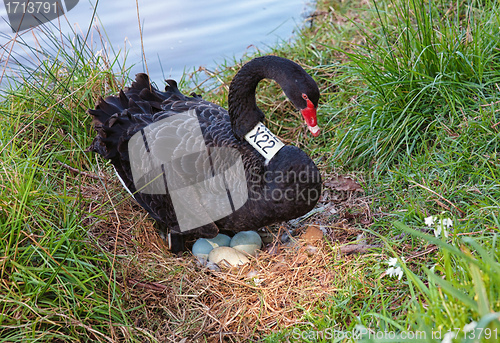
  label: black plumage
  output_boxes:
[89,56,322,252]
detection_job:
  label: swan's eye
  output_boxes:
[301,93,315,109]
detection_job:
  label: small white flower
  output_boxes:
[387,257,398,267]
[386,266,403,280]
[425,215,436,227]
[385,257,405,279]
[434,225,443,237]
[462,321,477,333]
[428,215,453,237]
[434,218,451,238]
[442,331,455,343]
[440,218,453,228]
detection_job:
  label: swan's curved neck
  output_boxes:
[228,56,293,140]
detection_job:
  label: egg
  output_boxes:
[210,233,231,247]
[208,247,250,267]
[192,234,231,260]
[230,231,262,256]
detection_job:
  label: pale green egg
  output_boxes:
[210,233,231,247]
[230,231,262,256]
[192,234,231,260]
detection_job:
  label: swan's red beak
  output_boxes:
[300,94,320,137]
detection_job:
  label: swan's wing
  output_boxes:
[88,74,248,237]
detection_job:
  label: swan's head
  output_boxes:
[228,56,321,139]
[282,70,321,137]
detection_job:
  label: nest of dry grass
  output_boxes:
[75,168,376,342]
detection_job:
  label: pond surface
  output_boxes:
[0,0,311,84]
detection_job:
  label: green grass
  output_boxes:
[1,0,499,341]
[254,0,500,341]
[337,0,500,172]
[0,17,144,342]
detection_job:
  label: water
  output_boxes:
[0,0,311,84]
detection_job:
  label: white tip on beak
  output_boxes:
[308,125,320,137]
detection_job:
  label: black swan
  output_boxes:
[89,56,322,253]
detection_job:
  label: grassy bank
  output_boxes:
[0,0,499,342]
[0,23,139,341]
[263,0,500,341]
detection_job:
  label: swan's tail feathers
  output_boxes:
[165,79,181,94]
[87,73,197,159]
[86,136,107,156]
[130,73,151,91]
[124,74,188,105]
[87,93,135,159]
